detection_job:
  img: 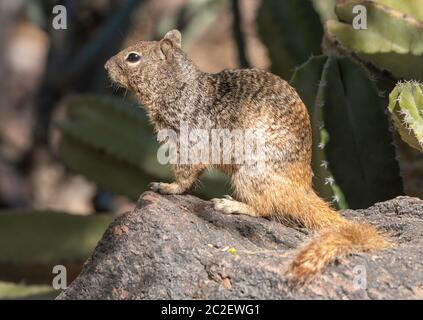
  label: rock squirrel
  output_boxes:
[105,30,392,284]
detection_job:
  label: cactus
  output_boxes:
[0,210,113,298]
[388,81,423,153]
[57,95,230,201]
[325,0,423,80]
[256,0,406,208]
[58,95,167,178]
[0,281,57,299]
[57,95,168,201]
[0,281,60,300]
[290,55,341,207]
[58,135,153,201]
[257,0,323,79]
[0,210,113,264]
[363,0,423,20]
[291,55,403,209]
[312,0,337,22]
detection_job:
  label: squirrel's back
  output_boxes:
[207,68,312,164]
[209,68,303,112]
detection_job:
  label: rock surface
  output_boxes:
[58,192,423,299]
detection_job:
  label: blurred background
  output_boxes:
[0,0,422,299]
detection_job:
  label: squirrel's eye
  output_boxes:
[126,53,141,63]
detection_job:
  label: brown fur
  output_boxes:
[105,30,393,284]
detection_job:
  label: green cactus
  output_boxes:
[0,210,113,298]
[364,0,423,20]
[257,0,323,79]
[290,55,341,207]
[291,55,403,209]
[57,95,167,201]
[0,281,57,299]
[58,95,167,178]
[312,0,337,22]
[0,210,113,264]
[58,135,153,201]
[388,81,423,153]
[325,0,423,80]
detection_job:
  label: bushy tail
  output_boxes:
[284,192,393,284]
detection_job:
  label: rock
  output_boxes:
[57,192,423,299]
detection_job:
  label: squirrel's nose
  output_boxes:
[105,59,114,72]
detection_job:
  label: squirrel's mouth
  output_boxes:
[104,59,129,89]
[107,72,126,89]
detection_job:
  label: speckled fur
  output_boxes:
[105,30,392,284]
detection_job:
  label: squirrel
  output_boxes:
[105,29,393,284]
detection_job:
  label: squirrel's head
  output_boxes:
[105,29,194,103]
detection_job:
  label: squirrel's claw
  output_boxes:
[149,182,184,195]
[148,182,162,193]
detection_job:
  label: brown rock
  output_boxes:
[57,193,423,299]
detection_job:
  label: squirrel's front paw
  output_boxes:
[149,182,183,195]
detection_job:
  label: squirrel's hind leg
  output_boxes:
[211,195,258,217]
[212,165,276,218]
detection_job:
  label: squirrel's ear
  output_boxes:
[157,30,181,60]
[158,39,174,59]
[163,29,182,48]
